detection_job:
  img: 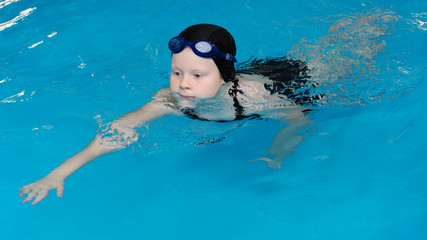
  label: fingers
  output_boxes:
[19,183,34,190]
[269,163,281,170]
[267,161,281,170]
[20,182,64,204]
[21,188,48,205]
[56,186,64,197]
[248,157,272,163]
[19,186,36,198]
[31,190,49,205]
[22,190,38,204]
[249,157,282,170]
[19,188,29,198]
[19,184,34,197]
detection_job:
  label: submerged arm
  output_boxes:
[236,78,312,169]
[20,89,174,205]
[251,108,311,170]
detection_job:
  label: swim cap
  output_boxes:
[177,24,237,82]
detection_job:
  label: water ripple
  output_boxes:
[409,12,427,31]
[287,9,409,106]
[0,7,36,32]
[0,90,36,103]
[0,0,19,10]
[0,77,11,84]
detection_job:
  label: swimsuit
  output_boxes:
[238,57,322,105]
[180,79,261,122]
[180,57,321,122]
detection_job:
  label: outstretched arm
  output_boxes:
[19,137,115,205]
[19,89,174,205]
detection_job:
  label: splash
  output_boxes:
[96,117,145,150]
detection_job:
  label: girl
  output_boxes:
[19,24,315,205]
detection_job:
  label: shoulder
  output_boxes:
[233,74,296,113]
[152,88,177,106]
[153,87,173,98]
[234,73,272,99]
[148,88,180,115]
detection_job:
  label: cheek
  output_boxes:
[211,76,224,89]
[169,76,178,90]
[202,78,224,97]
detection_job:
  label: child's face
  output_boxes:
[170,47,224,100]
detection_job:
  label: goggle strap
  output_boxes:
[225,53,236,62]
[169,36,237,63]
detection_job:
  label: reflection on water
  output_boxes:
[0,0,19,10]
[0,7,36,31]
[409,12,427,31]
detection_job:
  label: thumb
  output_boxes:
[56,185,64,197]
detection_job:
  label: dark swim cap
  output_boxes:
[177,24,236,82]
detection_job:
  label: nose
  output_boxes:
[179,74,191,90]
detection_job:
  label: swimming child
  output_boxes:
[18,24,318,205]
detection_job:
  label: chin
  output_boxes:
[177,98,196,108]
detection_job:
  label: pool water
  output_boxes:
[1,0,427,239]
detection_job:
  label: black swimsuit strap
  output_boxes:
[180,79,260,122]
[228,79,247,120]
[180,107,209,121]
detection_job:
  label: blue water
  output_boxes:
[1,0,427,239]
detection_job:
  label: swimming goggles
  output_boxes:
[169,36,237,62]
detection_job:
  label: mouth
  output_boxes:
[178,93,195,99]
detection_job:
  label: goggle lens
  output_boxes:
[169,38,184,53]
[195,41,212,54]
[169,37,236,62]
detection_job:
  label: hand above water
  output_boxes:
[19,175,64,205]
